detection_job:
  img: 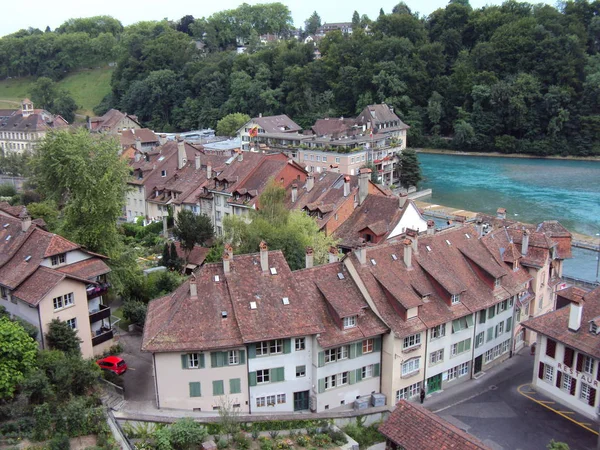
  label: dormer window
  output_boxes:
[591,322,599,334]
[161,170,167,177]
[343,316,357,329]
[494,278,501,288]
[51,253,66,266]
[451,294,460,304]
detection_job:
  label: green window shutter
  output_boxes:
[284,339,292,354]
[318,351,325,367]
[374,336,382,352]
[356,342,363,357]
[273,367,285,382]
[318,378,325,394]
[465,339,471,351]
[239,350,246,364]
[506,317,512,333]
[466,314,474,328]
[349,370,356,385]
[495,325,499,338]
[349,344,357,359]
[199,353,205,368]
[222,352,229,366]
[230,378,241,394]
[373,363,380,377]
[452,319,459,333]
[356,368,363,382]
[211,352,218,368]
[249,372,257,387]
[487,327,494,342]
[248,344,256,359]
[181,354,188,369]
[213,380,224,396]
[189,382,201,397]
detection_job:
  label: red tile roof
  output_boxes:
[13,267,66,306]
[250,115,301,134]
[174,242,209,267]
[120,128,159,146]
[56,258,110,280]
[379,400,489,450]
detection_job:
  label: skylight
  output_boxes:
[391,254,398,261]
[221,311,228,318]
[282,297,290,305]
[370,259,377,266]
[446,240,452,246]
[250,301,257,310]
[465,233,471,239]
[5,235,10,241]
[426,246,432,252]
[25,255,31,262]
[214,275,220,282]
[270,267,278,275]
[2,224,8,228]
[337,273,345,280]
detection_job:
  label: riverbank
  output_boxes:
[415,148,600,162]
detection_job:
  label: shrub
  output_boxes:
[296,435,311,447]
[0,184,17,197]
[233,432,250,450]
[306,427,317,437]
[217,438,229,449]
[122,300,147,327]
[343,423,384,449]
[49,433,70,450]
[259,439,274,450]
[326,429,347,446]
[169,418,208,450]
[269,430,280,439]
[311,434,332,448]
[251,428,260,440]
[275,438,294,450]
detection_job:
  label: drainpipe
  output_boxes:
[509,295,517,358]
[470,312,477,379]
[152,353,160,409]
[422,329,429,396]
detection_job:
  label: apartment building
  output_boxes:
[523,287,600,420]
[238,115,301,151]
[0,213,113,359]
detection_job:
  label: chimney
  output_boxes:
[177,139,186,170]
[403,238,412,269]
[497,207,506,220]
[135,137,142,152]
[355,242,367,265]
[21,215,31,233]
[306,175,314,192]
[207,164,212,179]
[358,168,370,206]
[343,176,350,197]
[291,184,298,203]
[398,193,408,208]
[259,241,268,272]
[190,275,198,299]
[475,218,484,237]
[328,246,339,263]
[195,154,201,170]
[223,250,231,275]
[238,150,243,162]
[305,247,314,269]
[568,302,583,332]
[159,134,168,145]
[406,229,418,254]
[427,220,435,235]
[224,242,233,259]
[522,229,530,256]
[134,151,141,163]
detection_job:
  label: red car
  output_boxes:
[96,356,128,375]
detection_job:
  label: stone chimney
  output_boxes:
[568,302,583,332]
[497,207,506,220]
[21,214,31,233]
[238,149,244,162]
[328,246,339,263]
[135,137,142,152]
[306,175,314,192]
[291,184,298,203]
[305,247,314,269]
[190,275,198,300]
[330,164,340,173]
[406,228,418,254]
[475,218,484,237]
[159,134,168,145]
[355,241,367,265]
[259,241,268,272]
[522,229,530,256]
[177,139,186,170]
[134,151,141,163]
[427,220,435,235]
[195,154,201,170]
[403,238,412,269]
[207,164,212,179]
[343,176,351,197]
[399,193,408,208]
[223,250,231,275]
[358,168,370,206]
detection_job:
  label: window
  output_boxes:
[458,362,469,376]
[495,278,501,288]
[497,299,508,313]
[583,356,594,375]
[228,350,239,365]
[343,316,357,329]
[189,353,200,368]
[451,294,461,304]
[161,170,167,177]
[189,382,201,397]
[401,358,420,376]
[451,338,471,357]
[496,321,504,337]
[362,339,374,354]
[213,380,224,396]
[335,157,340,163]
[230,378,241,394]
[0,286,7,299]
[561,373,573,392]
[256,397,266,407]
[488,306,495,319]
[396,382,420,400]
[403,333,421,350]
[581,382,593,403]
[53,293,74,311]
[277,394,286,404]
[256,369,270,384]
[295,337,306,351]
[256,339,283,356]
[66,318,77,330]
[479,310,486,324]
[544,365,554,383]
[447,366,458,381]
[430,324,446,340]
[475,332,484,348]
[325,372,349,390]
[296,365,306,377]
[546,339,557,358]
[430,349,444,365]
[325,346,349,363]
[51,254,66,266]
[485,349,493,363]
[362,365,374,379]
[216,211,222,220]
[215,196,221,206]
[452,315,473,333]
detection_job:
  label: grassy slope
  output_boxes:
[0,66,114,116]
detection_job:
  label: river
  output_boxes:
[418,153,600,282]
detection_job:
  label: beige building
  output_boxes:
[89,109,141,134]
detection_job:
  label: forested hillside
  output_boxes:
[3,1,600,156]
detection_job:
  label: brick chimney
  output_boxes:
[427,220,435,235]
[195,154,201,170]
[223,250,231,275]
[306,175,314,192]
[291,184,298,203]
[259,241,268,272]
[305,247,314,269]
[522,229,530,256]
[177,139,186,170]
[224,242,233,259]
[328,246,339,263]
[403,238,412,269]
[190,275,198,299]
[497,207,506,220]
[399,193,408,208]
[358,168,370,206]
[568,302,582,332]
[238,149,244,162]
[343,176,351,197]
[406,228,418,254]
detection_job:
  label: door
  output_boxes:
[294,391,309,411]
[474,355,483,374]
[427,374,442,393]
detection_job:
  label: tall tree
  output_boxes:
[398,149,423,189]
[173,210,214,266]
[304,11,321,35]
[45,319,82,354]
[216,113,250,136]
[0,317,38,399]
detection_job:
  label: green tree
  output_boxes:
[398,149,422,189]
[0,317,38,399]
[547,441,569,450]
[123,300,147,327]
[30,129,129,255]
[304,11,321,35]
[352,11,361,29]
[453,119,475,148]
[169,418,208,450]
[216,113,250,137]
[52,90,78,123]
[162,243,172,268]
[45,318,82,354]
[173,210,214,266]
[30,77,57,110]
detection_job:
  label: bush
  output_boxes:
[233,432,250,450]
[217,438,229,449]
[49,433,70,450]
[311,434,332,448]
[269,430,280,439]
[296,435,311,447]
[122,300,147,327]
[326,429,347,445]
[259,439,273,450]
[0,184,16,197]
[343,423,384,449]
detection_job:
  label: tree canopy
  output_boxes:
[399,149,423,189]
[216,113,250,136]
[45,319,82,355]
[173,209,214,265]
[0,317,38,399]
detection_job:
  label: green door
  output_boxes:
[427,374,442,393]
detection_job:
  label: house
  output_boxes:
[119,128,160,152]
[379,400,489,450]
[0,213,114,359]
[89,109,141,134]
[356,104,409,150]
[0,99,69,154]
[173,241,210,273]
[522,287,600,420]
[316,23,353,36]
[238,115,302,151]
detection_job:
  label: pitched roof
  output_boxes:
[120,128,159,146]
[523,287,600,359]
[174,242,209,267]
[250,115,301,134]
[379,400,489,450]
[356,104,409,131]
[556,286,587,305]
[311,118,357,136]
[90,109,140,131]
[12,266,66,306]
[0,109,68,133]
[56,258,110,280]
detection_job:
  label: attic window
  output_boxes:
[426,246,432,252]
[214,275,220,282]
[446,240,452,246]
[590,323,599,334]
[451,294,461,305]
[370,259,377,266]
[337,273,345,280]
[250,301,257,310]
[161,170,167,177]
[5,235,10,241]
[221,311,228,319]
[270,267,278,275]
[465,233,471,239]
[282,297,290,305]
[343,315,357,329]
[391,254,398,261]
[494,278,501,287]
[2,224,8,228]
[24,255,31,262]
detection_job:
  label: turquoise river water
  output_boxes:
[418,153,600,282]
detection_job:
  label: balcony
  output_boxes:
[86,282,111,300]
[89,304,111,324]
[92,327,114,347]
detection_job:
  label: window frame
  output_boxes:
[401,358,420,377]
[403,333,421,350]
[295,337,306,351]
[256,369,270,384]
[431,324,446,340]
[343,316,357,329]
[362,339,374,354]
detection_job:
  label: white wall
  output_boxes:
[39,249,92,268]
[388,203,427,239]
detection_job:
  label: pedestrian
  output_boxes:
[420,388,425,404]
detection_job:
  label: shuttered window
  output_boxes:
[189,382,201,397]
[545,339,557,358]
[563,347,574,367]
[229,378,241,394]
[213,380,224,396]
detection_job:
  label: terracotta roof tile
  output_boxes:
[12,266,65,306]
[174,242,210,266]
[56,258,110,280]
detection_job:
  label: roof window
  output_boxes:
[391,254,398,261]
[24,255,31,262]
[221,311,228,319]
[214,275,220,282]
[426,245,432,252]
[446,240,452,246]
[465,233,471,239]
[370,259,377,266]
[337,273,345,280]
[2,223,8,228]
[282,297,290,305]
[5,235,10,241]
[270,267,278,275]
[250,301,257,310]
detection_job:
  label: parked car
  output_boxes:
[96,356,128,375]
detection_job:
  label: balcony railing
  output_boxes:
[89,304,111,324]
[86,282,111,300]
[91,328,114,347]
